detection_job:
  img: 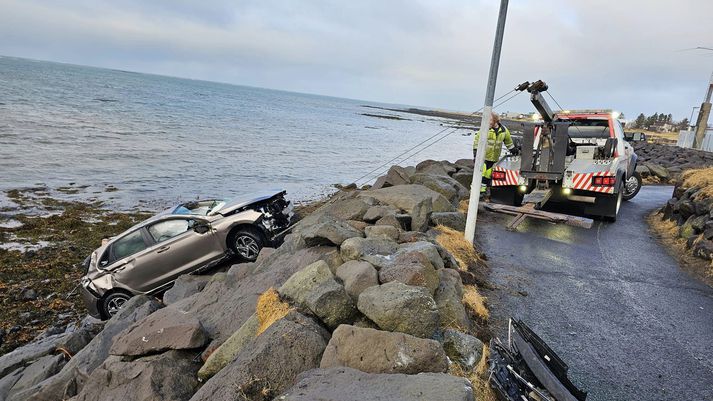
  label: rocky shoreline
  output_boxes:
[0,159,496,401]
[632,142,713,183]
[649,167,713,281]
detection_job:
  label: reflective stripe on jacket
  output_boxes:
[473,124,514,162]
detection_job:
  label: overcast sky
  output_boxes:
[1,0,712,120]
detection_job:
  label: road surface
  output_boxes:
[477,186,713,401]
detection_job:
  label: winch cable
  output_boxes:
[353,88,520,185]
[546,91,584,137]
[355,88,524,185]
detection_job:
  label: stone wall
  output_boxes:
[632,142,713,183]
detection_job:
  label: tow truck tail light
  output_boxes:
[492,171,506,181]
[592,176,616,187]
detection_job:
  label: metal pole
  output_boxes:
[465,0,509,243]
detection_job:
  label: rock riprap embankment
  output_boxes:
[655,167,713,265]
[632,142,713,183]
[0,159,485,401]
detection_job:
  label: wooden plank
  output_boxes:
[484,202,593,230]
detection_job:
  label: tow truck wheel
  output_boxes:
[622,171,642,201]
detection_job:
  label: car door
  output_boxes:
[137,217,224,290]
[103,229,156,292]
[613,120,634,175]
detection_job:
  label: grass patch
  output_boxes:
[434,225,481,271]
[647,212,713,282]
[458,199,469,214]
[255,288,292,335]
[681,167,713,199]
[448,344,497,401]
[463,285,489,321]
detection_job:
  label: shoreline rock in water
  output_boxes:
[0,158,494,400]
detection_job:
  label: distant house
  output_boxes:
[651,123,674,132]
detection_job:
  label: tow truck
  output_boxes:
[487,80,642,227]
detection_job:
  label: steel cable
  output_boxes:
[356,89,524,184]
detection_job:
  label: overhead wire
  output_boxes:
[353,87,522,185]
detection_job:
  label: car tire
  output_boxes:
[229,227,264,262]
[99,291,132,320]
[622,171,642,201]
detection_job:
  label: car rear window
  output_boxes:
[566,120,610,138]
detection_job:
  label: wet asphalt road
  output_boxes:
[477,186,713,401]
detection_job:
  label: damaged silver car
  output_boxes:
[79,190,294,319]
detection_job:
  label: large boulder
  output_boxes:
[335,261,379,300]
[363,205,399,223]
[645,163,669,179]
[0,329,89,378]
[442,329,483,370]
[357,282,439,338]
[163,275,211,305]
[190,312,329,401]
[278,260,334,307]
[74,350,200,401]
[4,354,65,400]
[14,295,163,401]
[411,197,433,232]
[364,225,400,241]
[320,325,448,374]
[410,174,468,202]
[306,280,359,329]
[430,212,467,232]
[384,165,413,186]
[277,367,475,401]
[172,245,336,352]
[452,171,474,190]
[197,314,259,381]
[110,308,208,357]
[360,185,455,213]
[363,240,444,271]
[416,160,455,177]
[322,198,370,221]
[339,237,398,263]
[375,214,405,230]
[434,269,470,331]
[298,216,363,246]
[378,251,440,295]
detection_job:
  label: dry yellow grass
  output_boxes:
[458,199,469,214]
[448,344,496,401]
[255,288,292,335]
[463,285,489,321]
[681,167,713,198]
[435,225,480,271]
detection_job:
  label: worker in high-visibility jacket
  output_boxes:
[473,113,517,195]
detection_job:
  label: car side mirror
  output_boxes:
[193,223,210,234]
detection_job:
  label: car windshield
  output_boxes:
[174,200,226,216]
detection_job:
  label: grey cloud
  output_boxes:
[0,0,711,118]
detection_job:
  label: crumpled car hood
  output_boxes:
[211,189,286,216]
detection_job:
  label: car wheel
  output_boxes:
[622,171,642,201]
[100,291,132,320]
[229,228,264,262]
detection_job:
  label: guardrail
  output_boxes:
[677,129,713,152]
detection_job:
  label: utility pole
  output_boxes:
[464,0,509,243]
[692,70,713,149]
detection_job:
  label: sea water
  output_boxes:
[0,56,472,210]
